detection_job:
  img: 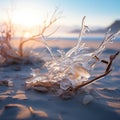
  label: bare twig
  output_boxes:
[18,39,39,57]
[105,51,119,72]
[74,69,111,92]
[0,9,61,63]
[74,52,119,92]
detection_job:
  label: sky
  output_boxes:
[0,0,120,37]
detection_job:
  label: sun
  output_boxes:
[12,8,42,28]
[24,32,31,38]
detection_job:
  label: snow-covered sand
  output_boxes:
[0,40,120,120]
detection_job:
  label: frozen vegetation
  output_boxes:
[0,10,119,99]
[24,16,120,99]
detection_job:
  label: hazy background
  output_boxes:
[0,0,120,38]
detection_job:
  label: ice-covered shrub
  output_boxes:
[26,16,120,99]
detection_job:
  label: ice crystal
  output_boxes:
[26,16,120,91]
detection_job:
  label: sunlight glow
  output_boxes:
[24,32,31,38]
[12,8,42,28]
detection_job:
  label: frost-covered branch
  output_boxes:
[26,16,120,99]
[65,16,86,58]
[0,9,61,64]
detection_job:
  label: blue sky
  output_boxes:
[0,0,120,28]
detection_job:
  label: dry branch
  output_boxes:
[74,51,119,92]
[0,9,61,64]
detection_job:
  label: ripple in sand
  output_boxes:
[12,94,28,100]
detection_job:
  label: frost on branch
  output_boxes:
[25,16,120,99]
[0,8,60,65]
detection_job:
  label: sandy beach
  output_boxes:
[0,40,120,120]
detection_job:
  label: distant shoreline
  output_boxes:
[11,39,120,50]
[48,36,120,42]
[12,36,120,42]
